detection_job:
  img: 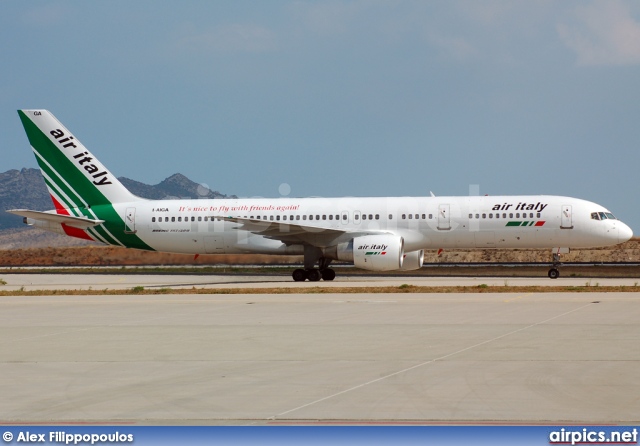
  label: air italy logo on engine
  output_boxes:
[357,244,388,255]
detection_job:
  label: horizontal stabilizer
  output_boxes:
[7,209,104,229]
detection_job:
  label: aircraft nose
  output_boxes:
[618,222,633,244]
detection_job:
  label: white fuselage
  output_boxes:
[113,195,631,255]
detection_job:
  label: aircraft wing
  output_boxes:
[215,216,386,246]
[7,209,105,229]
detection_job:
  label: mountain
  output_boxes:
[0,168,236,230]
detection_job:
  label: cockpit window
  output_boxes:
[592,211,617,221]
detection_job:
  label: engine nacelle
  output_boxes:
[335,234,404,271]
[400,250,424,271]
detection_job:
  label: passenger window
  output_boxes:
[270,215,274,221]
[354,214,359,220]
[178,217,182,222]
[529,213,533,218]
[414,214,418,220]
[509,213,513,218]
[316,215,320,220]
[165,217,169,222]
[429,214,433,219]
[296,215,300,220]
[536,213,541,218]
[362,214,367,220]
[503,213,507,218]
[388,214,393,220]
[343,214,347,220]
[303,215,307,220]
[171,217,175,222]
[277,216,281,221]
[152,217,156,223]
[371,214,374,220]
[402,214,406,219]
[469,214,472,219]
[516,213,520,218]
[421,214,425,219]
[329,215,333,220]
[489,213,493,218]
[408,214,412,219]
[482,214,486,219]
[322,215,326,220]
[375,214,380,220]
[495,213,499,219]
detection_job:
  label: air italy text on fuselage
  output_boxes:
[492,202,548,212]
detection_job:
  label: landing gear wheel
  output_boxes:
[307,269,322,282]
[321,268,336,281]
[292,269,307,282]
[548,268,560,279]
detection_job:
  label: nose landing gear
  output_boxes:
[548,249,567,279]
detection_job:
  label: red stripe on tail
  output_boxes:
[49,194,94,241]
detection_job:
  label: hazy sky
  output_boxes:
[3,1,640,231]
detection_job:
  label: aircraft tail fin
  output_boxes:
[17,110,137,210]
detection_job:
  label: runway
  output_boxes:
[2,272,640,291]
[0,281,638,424]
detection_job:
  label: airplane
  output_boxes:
[8,109,633,281]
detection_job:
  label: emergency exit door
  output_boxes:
[124,207,136,233]
[438,204,450,230]
[561,205,573,229]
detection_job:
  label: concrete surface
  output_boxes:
[0,290,638,424]
[1,273,639,291]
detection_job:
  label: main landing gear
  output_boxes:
[548,251,562,279]
[292,246,336,282]
[292,267,336,282]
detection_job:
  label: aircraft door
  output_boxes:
[561,205,573,229]
[438,204,450,230]
[124,207,136,233]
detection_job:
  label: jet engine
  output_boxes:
[399,250,424,271]
[333,234,404,271]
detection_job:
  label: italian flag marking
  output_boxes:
[506,221,545,227]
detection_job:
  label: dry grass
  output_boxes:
[2,239,640,267]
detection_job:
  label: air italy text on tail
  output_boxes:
[9,110,153,250]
